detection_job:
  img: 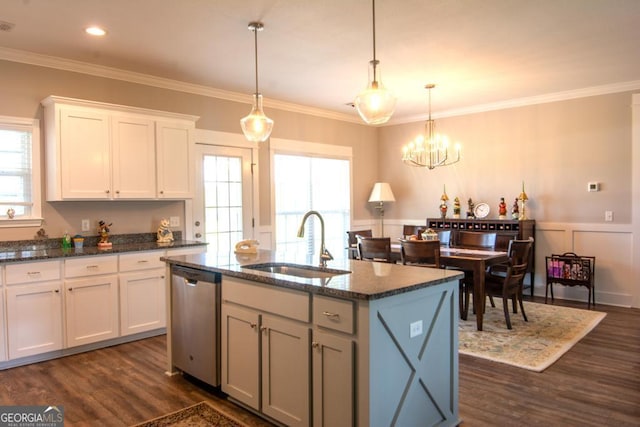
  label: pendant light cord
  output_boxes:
[253,25,259,95]
[371,0,378,82]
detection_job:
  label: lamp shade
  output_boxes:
[368,182,395,203]
[240,93,274,142]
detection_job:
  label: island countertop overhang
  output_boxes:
[161,249,463,301]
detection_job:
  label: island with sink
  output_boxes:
[162,247,463,427]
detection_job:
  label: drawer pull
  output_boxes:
[137,260,149,264]
[86,265,99,270]
[27,271,42,277]
[322,311,340,319]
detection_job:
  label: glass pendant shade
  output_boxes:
[240,93,273,143]
[355,61,396,125]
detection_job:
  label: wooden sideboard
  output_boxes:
[426,218,536,295]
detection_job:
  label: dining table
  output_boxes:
[389,243,509,331]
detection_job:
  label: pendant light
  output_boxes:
[354,0,396,125]
[240,21,274,143]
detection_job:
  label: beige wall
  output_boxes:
[0,60,635,241]
[378,92,633,224]
[0,60,377,241]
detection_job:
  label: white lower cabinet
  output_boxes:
[0,288,6,362]
[5,260,63,360]
[221,278,310,427]
[119,268,166,336]
[65,255,119,348]
[312,330,354,427]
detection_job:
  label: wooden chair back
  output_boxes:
[399,240,441,267]
[346,229,372,247]
[356,235,392,262]
[402,225,425,239]
[506,237,534,266]
[459,231,497,250]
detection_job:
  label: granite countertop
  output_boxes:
[161,249,463,301]
[0,232,207,264]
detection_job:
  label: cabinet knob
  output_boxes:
[115,190,120,194]
[195,233,202,238]
[260,326,268,332]
[250,323,257,329]
[105,189,110,194]
[68,287,73,291]
[159,190,164,195]
[311,342,320,348]
[54,289,60,293]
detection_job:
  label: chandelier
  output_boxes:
[240,21,274,143]
[354,0,396,125]
[402,84,461,169]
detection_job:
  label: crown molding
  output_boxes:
[0,47,361,124]
[393,80,640,125]
[3,47,639,127]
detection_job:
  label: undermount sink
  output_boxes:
[244,263,351,279]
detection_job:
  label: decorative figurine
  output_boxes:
[157,218,174,243]
[498,197,507,219]
[453,197,461,219]
[98,220,113,248]
[511,198,519,219]
[466,198,475,219]
[6,208,15,219]
[439,185,449,219]
[518,181,529,220]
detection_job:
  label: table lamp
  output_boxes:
[368,182,395,236]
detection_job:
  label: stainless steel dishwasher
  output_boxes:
[171,265,220,387]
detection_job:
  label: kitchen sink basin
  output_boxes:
[244,263,351,279]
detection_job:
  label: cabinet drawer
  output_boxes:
[222,277,309,322]
[313,295,354,334]
[5,260,62,285]
[119,251,165,272]
[65,255,118,278]
[167,246,206,256]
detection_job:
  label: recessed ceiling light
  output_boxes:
[85,26,106,36]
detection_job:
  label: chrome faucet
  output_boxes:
[297,210,333,268]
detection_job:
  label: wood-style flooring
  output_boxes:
[0,297,638,426]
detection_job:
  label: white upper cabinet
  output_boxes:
[42,96,198,201]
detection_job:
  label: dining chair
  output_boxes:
[483,239,533,329]
[485,237,535,308]
[346,229,372,259]
[455,232,497,319]
[399,239,441,268]
[356,235,393,263]
[402,225,424,239]
[437,230,451,246]
[458,231,497,249]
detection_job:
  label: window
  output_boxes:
[272,139,352,261]
[0,115,42,227]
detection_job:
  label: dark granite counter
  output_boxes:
[0,232,207,264]
[161,249,463,301]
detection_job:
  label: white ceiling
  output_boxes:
[1,0,639,124]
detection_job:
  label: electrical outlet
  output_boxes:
[410,320,423,338]
[81,219,90,232]
[169,216,180,227]
[605,211,613,222]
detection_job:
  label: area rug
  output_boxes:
[459,301,606,372]
[132,401,247,427]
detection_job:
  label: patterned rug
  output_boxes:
[459,301,606,372]
[132,401,247,427]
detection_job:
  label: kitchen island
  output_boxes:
[162,250,463,427]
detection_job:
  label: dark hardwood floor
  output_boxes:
[0,297,638,426]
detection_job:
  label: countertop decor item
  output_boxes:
[240,21,273,143]
[402,84,461,169]
[473,202,490,219]
[518,181,529,220]
[354,0,396,125]
[156,218,174,243]
[97,220,112,248]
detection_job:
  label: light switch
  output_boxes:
[170,216,180,227]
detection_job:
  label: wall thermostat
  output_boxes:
[588,182,600,192]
